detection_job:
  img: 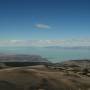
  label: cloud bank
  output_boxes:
[0,39,90,47]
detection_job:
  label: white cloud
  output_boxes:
[0,39,90,47]
[35,24,50,29]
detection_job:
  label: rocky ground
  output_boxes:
[0,54,90,90]
[0,63,90,90]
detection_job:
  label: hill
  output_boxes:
[0,64,90,90]
[0,54,50,67]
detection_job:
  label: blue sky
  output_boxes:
[0,0,90,46]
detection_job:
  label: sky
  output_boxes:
[0,0,90,46]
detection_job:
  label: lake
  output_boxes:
[0,47,90,62]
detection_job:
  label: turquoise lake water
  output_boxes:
[0,47,90,62]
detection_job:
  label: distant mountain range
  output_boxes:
[44,46,90,49]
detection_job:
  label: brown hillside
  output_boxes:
[0,65,90,90]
